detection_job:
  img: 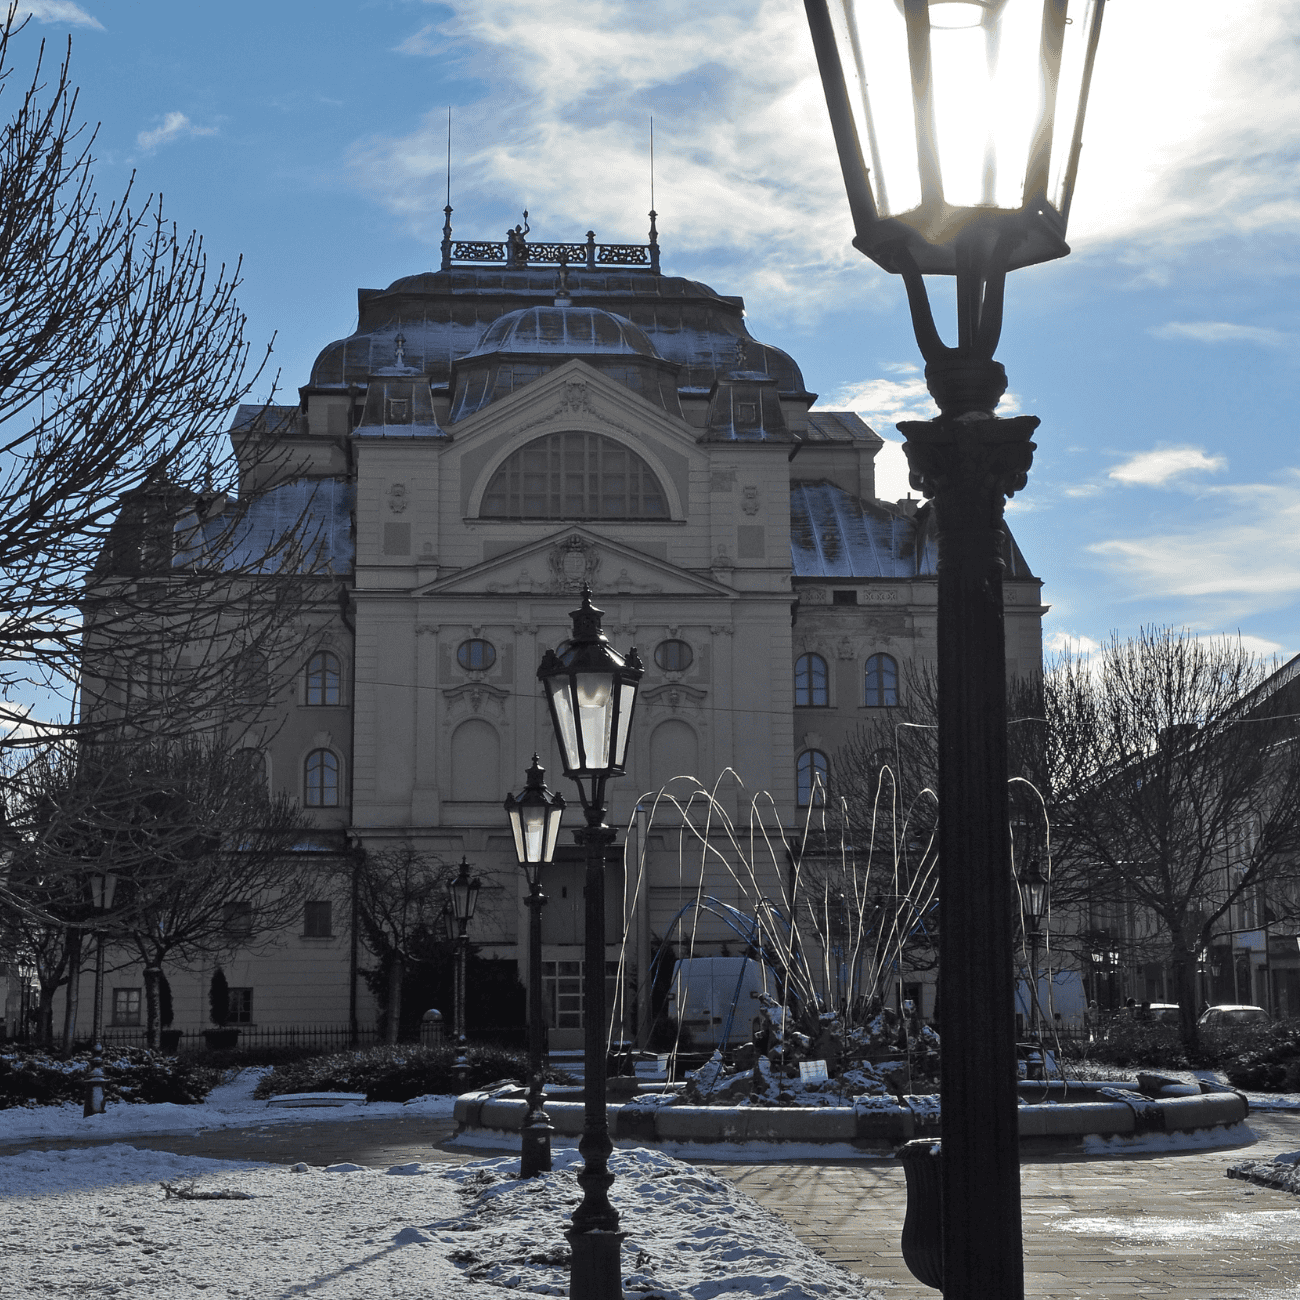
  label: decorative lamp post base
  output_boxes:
[520,1109,553,1179]
[898,1138,943,1290]
[83,1045,106,1118]
[566,1228,627,1300]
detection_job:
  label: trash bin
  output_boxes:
[420,1008,445,1047]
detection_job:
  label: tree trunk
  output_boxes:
[1172,949,1200,1058]
[386,954,404,1044]
[143,965,161,1048]
[60,928,82,1056]
[36,981,58,1047]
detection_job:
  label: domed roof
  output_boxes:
[466,305,661,359]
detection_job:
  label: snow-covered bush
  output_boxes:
[0,1048,221,1108]
[253,1043,575,1102]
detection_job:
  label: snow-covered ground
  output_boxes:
[0,1143,888,1299]
[0,1069,456,1145]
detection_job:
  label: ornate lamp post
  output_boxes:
[1017,858,1048,1040]
[804,3,1108,1295]
[537,586,643,1300]
[83,868,117,1117]
[449,857,480,1086]
[505,755,567,1178]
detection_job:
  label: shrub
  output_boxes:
[0,1047,222,1109]
[1221,1021,1300,1091]
[1088,1019,1188,1069]
[252,1043,574,1103]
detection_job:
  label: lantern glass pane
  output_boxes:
[547,676,583,770]
[1047,0,1101,212]
[543,806,563,862]
[613,681,638,769]
[827,0,919,218]
[521,804,547,864]
[508,808,528,865]
[929,1,1041,210]
[575,672,615,771]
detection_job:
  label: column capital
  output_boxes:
[897,415,1039,505]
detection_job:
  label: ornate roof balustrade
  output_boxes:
[439,213,661,274]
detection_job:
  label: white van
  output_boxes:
[666,957,774,1050]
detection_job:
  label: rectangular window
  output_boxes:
[303,901,332,937]
[222,900,254,937]
[542,960,621,1029]
[832,589,858,605]
[112,988,142,1026]
[227,988,254,1024]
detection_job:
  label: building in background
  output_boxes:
[62,219,1045,1047]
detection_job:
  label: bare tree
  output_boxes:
[350,847,456,1044]
[0,17,333,746]
[2,736,317,1045]
[1046,629,1300,1049]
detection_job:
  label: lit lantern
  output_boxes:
[805,0,1107,274]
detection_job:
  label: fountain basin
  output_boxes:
[453,1075,1250,1156]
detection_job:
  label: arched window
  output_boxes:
[456,639,496,672]
[480,432,668,519]
[305,749,340,807]
[794,653,829,707]
[654,639,693,672]
[305,652,341,706]
[797,750,829,807]
[865,653,898,708]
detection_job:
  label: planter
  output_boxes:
[202,1028,241,1051]
[159,1029,183,1054]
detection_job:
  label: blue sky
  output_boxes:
[19,0,1300,662]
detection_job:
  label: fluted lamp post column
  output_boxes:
[804,2,1108,1295]
[449,858,480,1086]
[505,755,567,1178]
[537,586,643,1300]
[83,869,117,1117]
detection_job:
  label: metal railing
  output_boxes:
[440,212,662,275]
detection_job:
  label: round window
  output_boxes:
[457,639,497,672]
[654,639,693,673]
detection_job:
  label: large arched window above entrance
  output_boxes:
[480,432,669,519]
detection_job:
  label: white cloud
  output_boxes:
[341,0,1300,324]
[1088,471,1300,621]
[1108,446,1227,488]
[825,374,936,428]
[10,2,101,27]
[1150,321,1294,348]
[1045,630,1102,658]
[136,112,217,154]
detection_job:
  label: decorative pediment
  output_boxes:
[414,526,734,600]
[641,683,709,714]
[442,681,510,722]
[450,357,697,451]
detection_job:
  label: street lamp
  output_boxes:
[504,754,567,1178]
[448,857,480,1086]
[1017,857,1048,1040]
[83,868,117,1117]
[537,586,643,1300]
[804,3,1107,1296]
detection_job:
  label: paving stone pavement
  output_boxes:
[6,1111,1300,1297]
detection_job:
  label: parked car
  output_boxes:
[1198,1004,1269,1028]
[1142,1003,1181,1024]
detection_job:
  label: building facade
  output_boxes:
[65,222,1045,1046]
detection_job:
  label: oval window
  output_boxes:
[457,639,497,672]
[654,639,693,673]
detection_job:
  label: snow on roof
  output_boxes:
[790,481,931,579]
[176,478,354,575]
